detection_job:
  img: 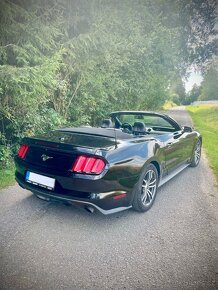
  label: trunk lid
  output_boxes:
[26,129,116,149]
[22,129,116,170]
[24,146,76,171]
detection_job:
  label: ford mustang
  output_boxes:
[14,111,202,214]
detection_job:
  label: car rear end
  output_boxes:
[14,130,132,214]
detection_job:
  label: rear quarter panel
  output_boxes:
[103,138,165,191]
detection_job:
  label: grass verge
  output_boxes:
[187,104,218,184]
[0,163,15,189]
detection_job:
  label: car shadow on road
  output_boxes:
[21,193,139,224]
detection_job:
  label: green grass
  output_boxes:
[187,104,218,184]
[0,163,15,189]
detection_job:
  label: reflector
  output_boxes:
[113,193,126,200]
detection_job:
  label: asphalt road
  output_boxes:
[0,107,217,290]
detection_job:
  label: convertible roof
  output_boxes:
[58,127,133,140]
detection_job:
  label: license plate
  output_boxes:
[26,171,55,190]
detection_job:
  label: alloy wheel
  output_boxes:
[194,141,201,165]
[141,169,157,206]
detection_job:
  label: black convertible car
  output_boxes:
[15,111,201,214]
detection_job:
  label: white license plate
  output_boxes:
[26,171,55,190]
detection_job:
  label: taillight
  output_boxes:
[17,144,29,159]
[71,155,106,174]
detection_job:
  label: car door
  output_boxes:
[140,113,194,175]
[164,130,194,174]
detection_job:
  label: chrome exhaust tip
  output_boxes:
[85,206,95,213]
[36,194,50,202]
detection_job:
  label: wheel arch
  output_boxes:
[150,160,160,180]
[131,160,160,212]
[139,158,161,182]
[129,158,161,205]
[199,135,202,144]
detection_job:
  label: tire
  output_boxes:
[190,139,201,167]
[132,164,158,212]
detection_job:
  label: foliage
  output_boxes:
[0,0,217,178]
[0,0,186,140]
[170,94,180,106]
[0,131,13,168]
[0,164,15,189]
[183,84,201,105]
[0,145,11,168]
[161,0,217,68]
[0,0,67,148]
[199,66,218,101]
[187,105,218,184]
[162,100,177,110]
[169,77,186,105]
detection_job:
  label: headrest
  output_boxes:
[101,119,113,128]
[132,121,146,135]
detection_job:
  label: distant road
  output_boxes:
[166,106,194,126]
[0,106,217,290]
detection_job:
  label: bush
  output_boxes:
[0,145,12,168]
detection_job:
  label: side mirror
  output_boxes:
[182,126,192,133]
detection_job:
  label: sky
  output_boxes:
[184,70,203,92]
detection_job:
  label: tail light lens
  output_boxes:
[71,155,106,174]
[17,144,29,159]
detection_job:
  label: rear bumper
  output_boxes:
[17,177,132,214]
[15,169,133,214]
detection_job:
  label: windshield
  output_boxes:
[110,113,178,133]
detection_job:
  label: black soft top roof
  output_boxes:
[58,127,132,140]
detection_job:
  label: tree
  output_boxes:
[0,0,67,143]
[184,84,201,105]
[154,0,217,68]
[199,66,218,100]
[169,77,186,105]
[0,0,216,157]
